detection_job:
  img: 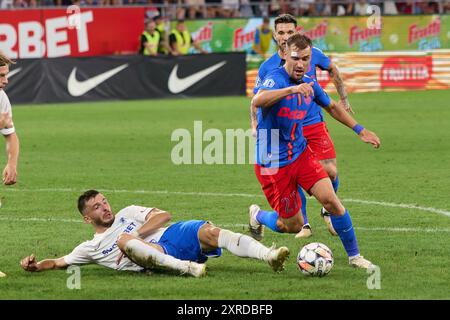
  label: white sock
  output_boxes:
[124,239,189,273]
[218,229,270,261]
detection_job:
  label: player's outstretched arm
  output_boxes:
[252,83,313,109]
[328,62,354,114]
[323,100,381,149]
[20,254,68,272]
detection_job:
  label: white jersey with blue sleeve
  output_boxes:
[63,205,167,271]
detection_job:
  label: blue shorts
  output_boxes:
[157,220,222,263]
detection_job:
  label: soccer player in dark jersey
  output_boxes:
[250,33,380,269]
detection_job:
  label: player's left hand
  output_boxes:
[359,129,381,149]
[3,164,17,185]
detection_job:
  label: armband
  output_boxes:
[352,124,364,135]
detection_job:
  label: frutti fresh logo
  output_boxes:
[408,16,441,50]
[192,22,213,43]
[297,20,330,51]
[349,24,383,52]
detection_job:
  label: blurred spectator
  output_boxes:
[269,0,292,16]
[424,1,440,13]
[205,0,221,17]
[81,0,98,6]
[185,0,206,19]
[397,1,414,14]
[353,0,369,15]
[144,0,161,18]
[239,0,254,17]
[0,0,13,8]
[444,0,450,13]
[220,0,240,18]
[252,16,273,59]
[169,19,207,55]
[155,15,171,54]
[297,0,316,16]
[12,0,28,7]
[139,19,161,56]
[28,0,38,7]
[316,0,332,16]
[384,0,399,14]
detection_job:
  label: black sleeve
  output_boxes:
[141,34,147,45]
[139,34,147,54]
[169,33,177,47]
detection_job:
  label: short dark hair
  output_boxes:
[274,14,297,30]
[286,33,312,51]
[77,189,99,215]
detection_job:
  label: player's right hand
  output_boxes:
[291,82,314,98]
[3,164,17,185]
[20,254,39,272]
[359,129,381,149]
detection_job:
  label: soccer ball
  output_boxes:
[297,242,334,277]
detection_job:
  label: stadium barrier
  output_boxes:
[6,53,246,104]
[1,7,448,59]
[247,50,450,95]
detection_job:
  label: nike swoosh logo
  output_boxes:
[68,63,129,97]
[168,61,227,94]
[8,68,22,78]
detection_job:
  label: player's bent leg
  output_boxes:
[0,270,6,278]
[308,178,374,268]
[199,224,289,272]
[309,178,345,216]
[117,233,206,277]
[278,213,304,233]
[295,187,313,238]
[319,158,338,183]
[318,158,339,235]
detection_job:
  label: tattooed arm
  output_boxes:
[328,62,354,114]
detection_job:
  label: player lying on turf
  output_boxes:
[20,190,289,277]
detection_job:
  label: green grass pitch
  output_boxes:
[0,90,449,300]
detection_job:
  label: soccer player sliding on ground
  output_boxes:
[21,190,289,277]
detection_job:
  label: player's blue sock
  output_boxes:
[298,187,308,224]
[332,175,339,193]
[256,210,281,232]
[330,209,360,257]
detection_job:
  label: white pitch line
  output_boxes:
[2,187,450,218]
[341,198,450,218]
[0,217,449,233]
[220,223,450,233]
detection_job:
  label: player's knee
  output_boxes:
[324,164,338,181]
[200,224,221,245]
[117,233,134,250]
[323,198,345,216]
[287,223,302,233]
[279,218,302,233]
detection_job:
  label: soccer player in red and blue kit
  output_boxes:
[250,33,380,268]
[250,14,354,238]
